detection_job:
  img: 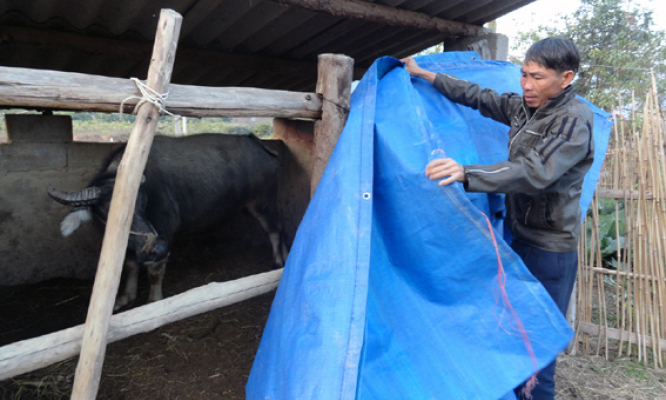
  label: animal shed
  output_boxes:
[0,10,355,399]
[0,1,521,397]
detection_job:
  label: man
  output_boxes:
[401,38,594,400]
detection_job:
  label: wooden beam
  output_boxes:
[0,269,283,382]
[0,66,323,118]
[70,9,182,400]
[312,54,354,197]
[271,0,490,37]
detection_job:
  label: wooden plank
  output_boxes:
[70,9,182,400]
[0,269,283,382]
[272,0,490,36]
[0,66,323,119]
[312,54,354,197]
[578,321,666,350]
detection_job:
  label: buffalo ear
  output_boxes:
[60,207,92,237]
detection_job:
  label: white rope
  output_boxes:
[119,78,180,120]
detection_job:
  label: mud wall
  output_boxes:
[0,114,122,285]
[0,114,313,286]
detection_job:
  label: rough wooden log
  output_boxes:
[0,66,322,119]
[312,54,354,197]
[272,0,490,37]
[71,9,182,400]
[0,269,283,382]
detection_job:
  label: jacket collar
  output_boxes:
[523,85,576,117]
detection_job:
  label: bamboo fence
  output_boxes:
[576,80,666,368]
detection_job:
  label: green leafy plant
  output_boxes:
[586,197,627,269]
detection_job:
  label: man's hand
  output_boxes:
[400,57,436,83]
[425,158,466,186]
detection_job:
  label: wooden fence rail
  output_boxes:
[0,269,282,381]
[0,67,322,119]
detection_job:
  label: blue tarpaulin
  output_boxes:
[247,52,613,400]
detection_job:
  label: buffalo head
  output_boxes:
[47,177,169,266]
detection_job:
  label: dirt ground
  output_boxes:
[1,219,666,399]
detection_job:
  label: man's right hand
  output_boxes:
[425,158,467,186]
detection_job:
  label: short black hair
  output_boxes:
[524,38,580,75]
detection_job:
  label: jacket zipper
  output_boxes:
[524,200,532,226]
[508,104,540,155]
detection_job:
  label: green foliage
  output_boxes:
[252,122,273,139]
[0,110,272,140]
[415,43,444,56]
[585,198,626,269]
[513,0,666,113]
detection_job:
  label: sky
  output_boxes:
[495,0,666,58]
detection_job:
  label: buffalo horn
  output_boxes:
[46,183,102,206]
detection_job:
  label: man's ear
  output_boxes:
[561,70,575,88]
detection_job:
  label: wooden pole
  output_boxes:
[70,9,182,400]
[312,53,353,197]
[0,269,282,381]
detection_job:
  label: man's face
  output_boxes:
[520,61,572,108]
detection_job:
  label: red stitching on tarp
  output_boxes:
[480,211,538,399]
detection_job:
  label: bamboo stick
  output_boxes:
[590,266,666,282]
[578,322,666,350]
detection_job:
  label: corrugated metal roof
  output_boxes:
[0,0,533,92]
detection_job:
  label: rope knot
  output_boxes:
[119,78,180,120]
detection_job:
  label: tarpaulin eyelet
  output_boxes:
[363,193,371,200]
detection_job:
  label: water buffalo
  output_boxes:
[47,133,287,309]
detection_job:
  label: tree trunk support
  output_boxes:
[70,9,182,400]
[312,53,354,197]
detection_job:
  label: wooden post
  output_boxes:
[312,53,353,197]
[70,9,182,400]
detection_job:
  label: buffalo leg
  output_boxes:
[115,259,140,310]
[246,204,285,268]
[146,258,168,302]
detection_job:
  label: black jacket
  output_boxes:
[433,73,594,252]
